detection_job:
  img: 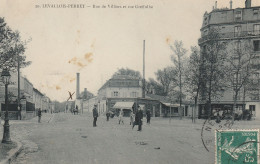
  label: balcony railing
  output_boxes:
[199,30,260,44]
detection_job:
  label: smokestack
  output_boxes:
[84,88,87,99]
[230,0,233,9]
[215,1,217,9]
[76,73,80,99]
[245,0,251,8]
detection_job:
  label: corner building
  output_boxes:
[198,0,260,119]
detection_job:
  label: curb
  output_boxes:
[0,140,23,164]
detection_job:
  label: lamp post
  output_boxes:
[1,68,11,143]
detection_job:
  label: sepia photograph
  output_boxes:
[0,0,260,163]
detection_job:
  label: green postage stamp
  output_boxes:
[216,129,259,164]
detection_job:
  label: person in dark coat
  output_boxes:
[93,104,98,127]
[106,111,110,121]
[146,109,151,124]
[38,108,42,123]
[136,106,143,131]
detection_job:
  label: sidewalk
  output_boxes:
[0,113,55,164]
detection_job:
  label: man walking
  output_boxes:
[136,106,143,131]
[106,111,110,121]
[38,108,42,123]
[93,104,98,127]
[146,109,151,124]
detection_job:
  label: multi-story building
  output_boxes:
[198,0,260,119]
[97,75,142,114]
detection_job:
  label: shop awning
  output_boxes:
[161,102,179,107]
[113,102,134,109]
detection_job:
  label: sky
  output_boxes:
[1,0,260,102]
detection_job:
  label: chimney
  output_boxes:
[84,88,87,99]
[230,0,233,9]
[76,73,80,99]
[215,1,218,9]
[245,0,251,8]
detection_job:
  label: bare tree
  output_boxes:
[200,29,227,119]
[225,40,256,122]
[184,46,201,123]
[170,40,187,119]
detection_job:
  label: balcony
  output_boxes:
[199,30,260,45]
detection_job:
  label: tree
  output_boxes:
[155,66,175,96]
[170,40,187,119]
[200,29,227,119]
[184,46,202,123]
[224,40,256,122]
[112,68,141,79]
[146,78,165,96]
[0,17,31,72]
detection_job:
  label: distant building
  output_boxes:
[0,70,52,119]
[198,0,260,119]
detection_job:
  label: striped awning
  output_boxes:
[113,102,134,109]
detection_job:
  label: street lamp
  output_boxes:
[1,68,11,143]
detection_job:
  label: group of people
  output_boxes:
[92,104,151,131]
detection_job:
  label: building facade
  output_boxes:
[198,0,260,119]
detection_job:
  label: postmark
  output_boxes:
[215,129,260,164]
[201,115,234,152]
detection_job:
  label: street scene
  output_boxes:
[1,0,260,163]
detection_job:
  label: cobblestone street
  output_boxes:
[0,113,256,164]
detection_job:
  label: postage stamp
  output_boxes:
[215,129,259,164]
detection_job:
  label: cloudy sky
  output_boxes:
[1,0,260,101]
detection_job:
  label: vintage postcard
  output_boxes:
[0,0,260,164]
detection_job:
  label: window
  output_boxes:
[235,11,242,21]
[204,17,208,25]
[253,9,259,15]
[131,92,137,97]
[235,41,241,52]
[252,73,259,84]
[174,107,178,113]
[249,105,255,111]
[253,40,260,51]
[233,73,241,85]
[253,24,260,35]
[234,26,241,37]
[113,91,119,97]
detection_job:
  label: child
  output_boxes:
[118,110,124,124]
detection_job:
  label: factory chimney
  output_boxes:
[245,0,251,8]
[230,0,233,9]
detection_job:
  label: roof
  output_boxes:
[113,102,134,109]
[146,94,171,103]
[161,102,179,107]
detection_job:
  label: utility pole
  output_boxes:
[17,49,21,120]
[142,40,146,98]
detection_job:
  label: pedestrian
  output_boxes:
[130,111,134,126]
[18,104,22,120]
[146,109,151,124]
[38,108,42,123]
[216,112,221,123]
[133,106,143,131]
[118,110,124,124]
[106,111,110,121]
[93,104,98,127]
[136,106,143,131]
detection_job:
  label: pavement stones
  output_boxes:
[0,113,54,164]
